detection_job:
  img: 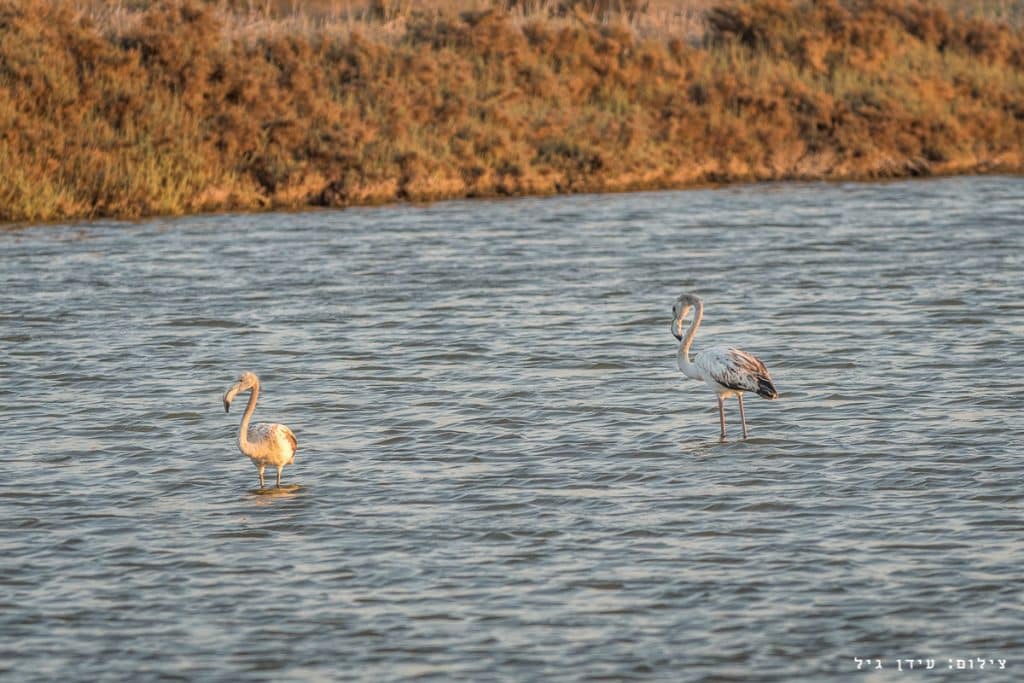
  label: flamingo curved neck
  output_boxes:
[676,300,704,380]
[237,381,260,454]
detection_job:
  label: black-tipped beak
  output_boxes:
[672,318,685,341]
[223,385,240,413]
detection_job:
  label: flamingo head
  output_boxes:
[672,293,702,340]
[223,371,259,412]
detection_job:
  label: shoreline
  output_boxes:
[5,170,1020,232]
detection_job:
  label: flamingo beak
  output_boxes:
[223,385,239,413]
[672,317,685,341]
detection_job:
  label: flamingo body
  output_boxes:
[223,371,297,488]
[242,422,297,468]
[672,294,778,438]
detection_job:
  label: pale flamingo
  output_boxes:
[223,371,297,488]
[672,293,778,439]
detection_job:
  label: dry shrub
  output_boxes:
[503,1,650,19]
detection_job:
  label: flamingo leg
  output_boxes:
[717,395,726,439]
[276,466,283,488]
[738,393,748,439]
[258,464,265,489]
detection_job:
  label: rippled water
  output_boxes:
[2,176,1023,680]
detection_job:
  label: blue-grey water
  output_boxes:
[2,176,1023,681]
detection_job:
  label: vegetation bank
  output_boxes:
[1,0,1023,222]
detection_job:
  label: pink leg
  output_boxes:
[738,393,748,439]
[718,395,726,439]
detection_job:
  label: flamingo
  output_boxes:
[672,293,778,439]
[223,371,297,488]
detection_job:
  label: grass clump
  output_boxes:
[1,0,1023,222]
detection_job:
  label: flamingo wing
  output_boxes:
[247,422,277,446]
[698,346,778,398]
[277,425,297,457]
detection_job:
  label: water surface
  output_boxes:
[2,176,1023,680]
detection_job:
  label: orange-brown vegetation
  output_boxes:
[1,0,1023,222]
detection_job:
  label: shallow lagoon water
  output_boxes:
[2,176,1023,680]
